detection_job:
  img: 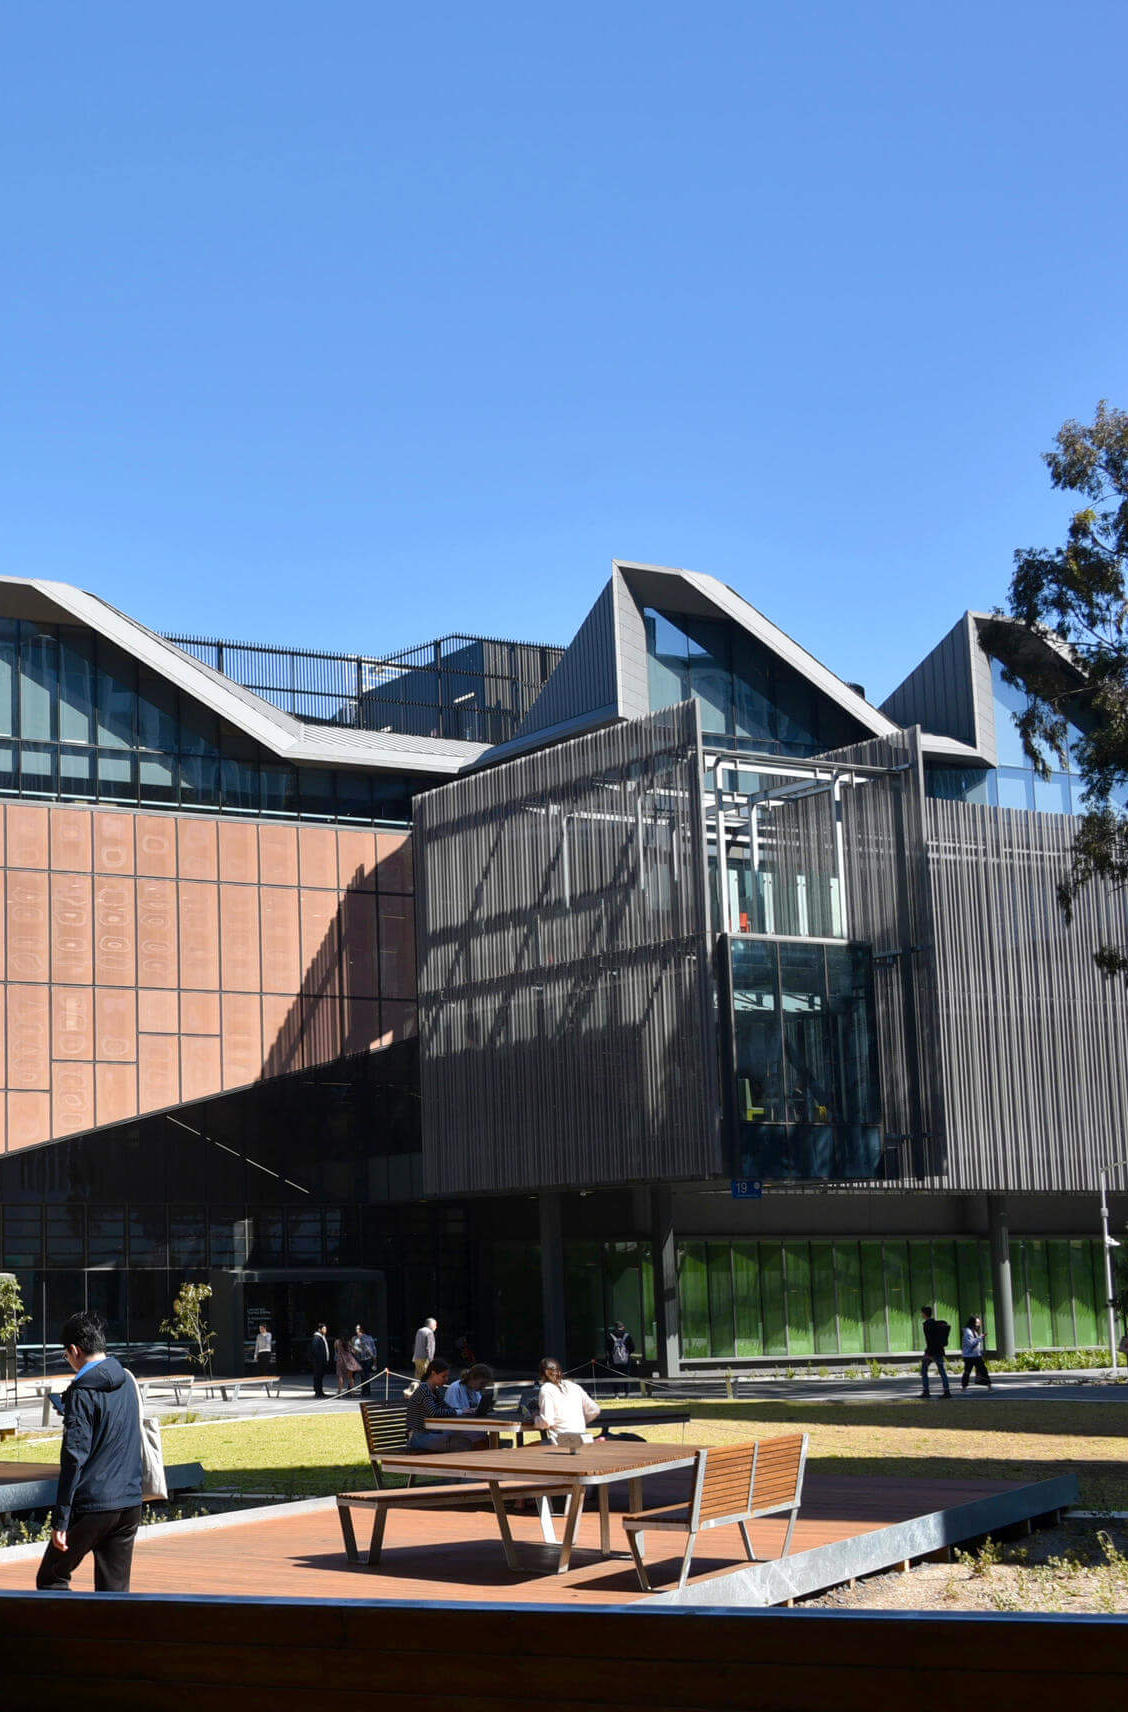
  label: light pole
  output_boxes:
[1099,1159,1128,1373]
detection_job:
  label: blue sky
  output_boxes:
[1,3,1125,702]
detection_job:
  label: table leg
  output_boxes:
[537,1495,557,1543]
[488,1481,521,1572]
[598,1484,611,1555]
[556,1486,586,1573]
[40,1393,51,1429]
[629,1477,644,1557]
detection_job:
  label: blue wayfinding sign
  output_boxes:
[731,1179,763,1199]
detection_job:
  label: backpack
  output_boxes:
[609,1333,630,1366]
[933,1319,951,1348]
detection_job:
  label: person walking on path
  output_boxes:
[36,1310,143,1593]
[605,1321,635,1395]
[960,1315,992,1390]
[413,1317,437,1381]
[253,1324,273,1373]
[919,1305,952,1398]
[311,1323,331,1398]
[352,1324,377,1397]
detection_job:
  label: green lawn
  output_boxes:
[5,1397,1127,1506]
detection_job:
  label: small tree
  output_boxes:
[160,1281,217,1376]
[0,1274,31,1406]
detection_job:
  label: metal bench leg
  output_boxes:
[676,1530,698,1591]
[489,1482,521,1572]
[626,1527,652,1592]
[781,1506,798,1556]
[366,1506,388,1568]
[338,1506,360,1564]
[40,1394,51,1429]
[739,1520,758,1562]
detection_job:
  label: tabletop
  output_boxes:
[382,1439,702,1486]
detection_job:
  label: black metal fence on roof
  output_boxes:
[162,631,565,745]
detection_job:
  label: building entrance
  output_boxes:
[210,1268,387,1377]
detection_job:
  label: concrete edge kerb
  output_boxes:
[0,1494,336,1565]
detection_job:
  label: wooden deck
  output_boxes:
[0,1470,1071,1605]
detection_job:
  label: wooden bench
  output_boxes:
[624,1432,808,1591]
[337,1480,574,1568]
[358,1400,419,1486]
[200,1374,283,1402]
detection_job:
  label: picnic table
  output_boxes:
[378,1439,702,1573]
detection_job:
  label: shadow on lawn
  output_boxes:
[681,1397,1128,1441]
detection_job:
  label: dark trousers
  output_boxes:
[961,1357,991,1388]
[358,1360,374,1397]
[37,1506,142,1592]
[312,1366,327,1397]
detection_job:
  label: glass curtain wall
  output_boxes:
[645,608,865,758]
[0,619,425,823]
[730,938,882,1181]
[678,1236,1107,1359]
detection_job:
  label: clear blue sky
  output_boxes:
[2,3,1126,702]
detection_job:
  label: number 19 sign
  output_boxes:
[731,1179,763,1199]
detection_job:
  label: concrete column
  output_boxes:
[651,1185,681,1378]
[539,1192,566,1360]
[988,1195,1016,1358]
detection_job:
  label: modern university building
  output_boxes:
[0,562,1124,1376]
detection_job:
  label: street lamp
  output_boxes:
[1099,1159,1128,1373]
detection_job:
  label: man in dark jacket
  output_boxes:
[919,1304,952,1399]
[311,1323,331,1398]
[36,1310,143,1592]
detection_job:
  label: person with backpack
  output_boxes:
[605,1321,634,1395]
[919,1304,952,1398]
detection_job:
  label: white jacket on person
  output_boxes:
[535,1379,600,1443]
[961,1326,984,1359]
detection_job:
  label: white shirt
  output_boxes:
[535,1379,600,1443]
[254,1330,272,1356]
[413,1325,436,1363]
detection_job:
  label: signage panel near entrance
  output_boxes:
[731,1179,763,1199]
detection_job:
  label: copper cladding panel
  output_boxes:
[138,1033,180,1112]
[180,1034,222,1104]
[50,808,93,872]
[221,991,263,1090]
[94,877,137,987]
[376,830,412,894]
[337,829,378,891]
[220,885,261,992]
[6,805,49,869]
[138,989,178,1034]
[7,870,49,982]
[178,882,220,989]
[261,993,301,1076]
[180,991,221,1035]
[340,889,378,998]
[95,1061,138,1128]
[218,821,259,884]
[95,989,137,1064]
[50,873,93,985]
[52,1062,94,1138]
[298,825,338,890]
[178,818,218,881]
[300,886,340,994]
[260,888,301,993]
[258,823,298,886]
[7,984,50,1089]
[379,895,416,999]
[137,878,178,988]
[8,1090,50,1150]
[94,811,135,876]
[53,987,94,1060]
[135,815,177,878]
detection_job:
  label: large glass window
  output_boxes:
[645,607,864,757]
[730,937,881,1182]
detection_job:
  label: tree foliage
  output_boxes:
[986,402,1128,974]
[161,1280,217,1373]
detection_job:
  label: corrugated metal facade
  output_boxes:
[925,798,1128,1192]
[415,703,718,1195]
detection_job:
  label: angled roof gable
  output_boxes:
[0,576,486,775]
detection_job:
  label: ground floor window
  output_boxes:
[677,1236,1108,1359]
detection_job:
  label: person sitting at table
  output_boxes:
[405,1359,487,1451]
[444,1363,495,1417]
[534,1356,600,1444]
